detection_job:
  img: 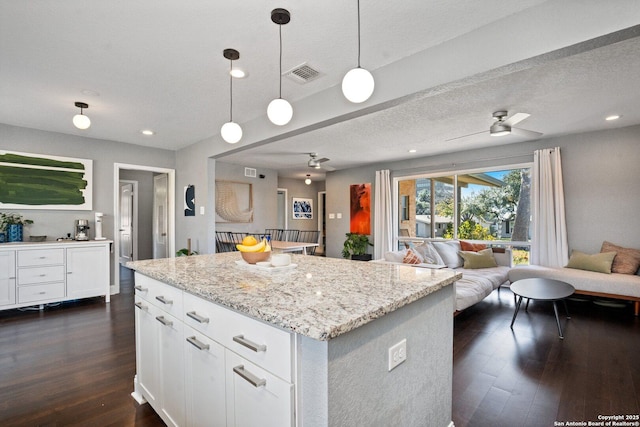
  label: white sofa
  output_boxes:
[509,265,640,316]
[376,240,512,312]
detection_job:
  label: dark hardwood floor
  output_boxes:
[1,268,639,426]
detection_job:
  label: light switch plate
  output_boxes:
[336,213,342,219]
[329,213,335,219]
[200,206,205,215]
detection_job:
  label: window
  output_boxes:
[396,166,531,264]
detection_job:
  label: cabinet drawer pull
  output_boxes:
[232,335,266,353]
[9,277,16,280]
[39,274,46,277]
[155,295,173,305]
[134,285,148,292]
[155,316,173,326]
[134,302,146,310]
[39,256,47,259]
[186,311,209,324]
[186,336,210,351]
[233,365,266,388]
[38,291,46,295]
[67,272,72,275]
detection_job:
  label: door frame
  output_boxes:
[118,179,139,263]
[277,188,289,230]
[113,163,175,295]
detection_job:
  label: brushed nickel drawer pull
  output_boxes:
[186,336,210,351]
[233,335,266,353]
[186,311,209,324]
[233,365,266,388]
[155,316,173,326]
[134,302,146,310]
[134,285,148,292]
[155,295,173,305]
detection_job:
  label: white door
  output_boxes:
[119,182,134,264]
[277,188,288,229]
[153,174,169,259]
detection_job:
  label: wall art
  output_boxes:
[184,184,195,216]
[215,180,253,223]
[350,183,371,234]
[293,197,313,219]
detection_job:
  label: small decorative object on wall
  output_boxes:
[293,197,313,219]
[350,183,371,234]
[215,180,253,223]
[184,185,195,217]
[0,150,92,210]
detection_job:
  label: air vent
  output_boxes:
[244,167,257,178]
[284,63,322,84]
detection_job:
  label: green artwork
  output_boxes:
[0,151,92,210]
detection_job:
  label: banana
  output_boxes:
[236,239,266,253]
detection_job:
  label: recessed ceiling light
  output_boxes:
[141,129,155,136]
[230,68,246,78]
[81,89,100,97]
[605,115,621,121]
[408,149,417,153]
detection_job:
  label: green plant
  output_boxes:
[0,212,33,231]
[176,248,198,257]
[341,233,373,259]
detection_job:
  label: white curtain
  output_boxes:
[531,147,569,267]
[374,169,393,260]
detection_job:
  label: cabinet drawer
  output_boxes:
[134,273,183,318]
[18,282,65,303]
[18,249,64,267]
[183,291,224,342]
[18,265,66,285]
[221,307,293,383]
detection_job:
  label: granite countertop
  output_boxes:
[127,252,461,341]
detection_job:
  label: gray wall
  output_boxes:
[119,169,155,260]
[277,177,325,232]
[323,124,640,259]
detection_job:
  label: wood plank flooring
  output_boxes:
[1,268,639,426]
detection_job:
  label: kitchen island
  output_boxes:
[127,252,461,427]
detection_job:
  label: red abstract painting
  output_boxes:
[350,183,371,235]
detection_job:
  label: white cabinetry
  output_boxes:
[0,241,111,311]
[133,273,294,427]
[0,250,16,306]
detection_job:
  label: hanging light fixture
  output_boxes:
[342,0,375,103]
[73,102,91,129]
[220,48,243,144]
[267,8,293,126]
[304,174,312,185]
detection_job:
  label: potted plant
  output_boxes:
[0,212,34,242]
[342,232,373,261]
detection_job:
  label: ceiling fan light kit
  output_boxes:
[267,8,293,126]
[73,101,91,130]
[221,48,243,144]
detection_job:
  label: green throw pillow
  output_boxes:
[459,248,497,269]
[566,250,616,274]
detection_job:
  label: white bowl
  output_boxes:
[270,253,291,267]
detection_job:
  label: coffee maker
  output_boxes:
[74,219,90,241]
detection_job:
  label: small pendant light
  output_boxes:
[304,174,312,185]
[342,0,375,103]
[220,48,243,144]
[73,102,91,130]
[267,8,293,126]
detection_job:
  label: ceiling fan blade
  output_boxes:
[511,127,543,139]
[503,112,530,127]
[445,130,486,142]
[316,157,330,163]
[322,165,336,172]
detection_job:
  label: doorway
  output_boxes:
[317,191,326,254]
[277,188,288,229]
[113,163,175,294]
[118,180,138,264]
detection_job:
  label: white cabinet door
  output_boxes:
[0,250,16,306]
[225,350,294,427]
[157,309,185,427]
[66,245,108,299]
[135,296,160,408]
[184,327,226,427]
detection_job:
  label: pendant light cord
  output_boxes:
[278,23,283,98]
[357,0,361,68]
[229,59,233,122]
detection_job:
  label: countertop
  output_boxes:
[126,252,461,341]
[0,239,112,247]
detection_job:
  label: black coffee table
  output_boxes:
[510,278,575,339]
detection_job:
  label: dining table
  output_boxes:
[270,240,319,255]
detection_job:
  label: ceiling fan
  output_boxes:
[308,153,333,170]
[446,111,543,142]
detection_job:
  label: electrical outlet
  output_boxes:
[388,339,407,371]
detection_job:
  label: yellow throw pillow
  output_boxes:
[459,248,497,269]
[566,250,616,274]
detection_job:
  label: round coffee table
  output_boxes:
[510,278,575,339]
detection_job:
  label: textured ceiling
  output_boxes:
[1,1,640,179]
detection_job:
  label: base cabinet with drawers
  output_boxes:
[0,241,111,310]
[132,273,294,427]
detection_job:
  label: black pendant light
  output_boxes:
[220,48,243,143]
[342,0,375,103]
[267,8,293,126]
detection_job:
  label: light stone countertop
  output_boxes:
[126,252,461,341]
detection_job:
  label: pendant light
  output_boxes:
[304,174,312,185]
[342,0,375,103]
[220,48,243,144]
[267,8,293,126]
[73,102,91,130]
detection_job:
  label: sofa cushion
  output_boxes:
[566,250,616,274]
[384,249,407,263]
[459,248,498,269]
[402,248,423,265]
[413,242,444,265]
[432,240,463,268]
[460,240,487,252]
[601,241,640,275]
